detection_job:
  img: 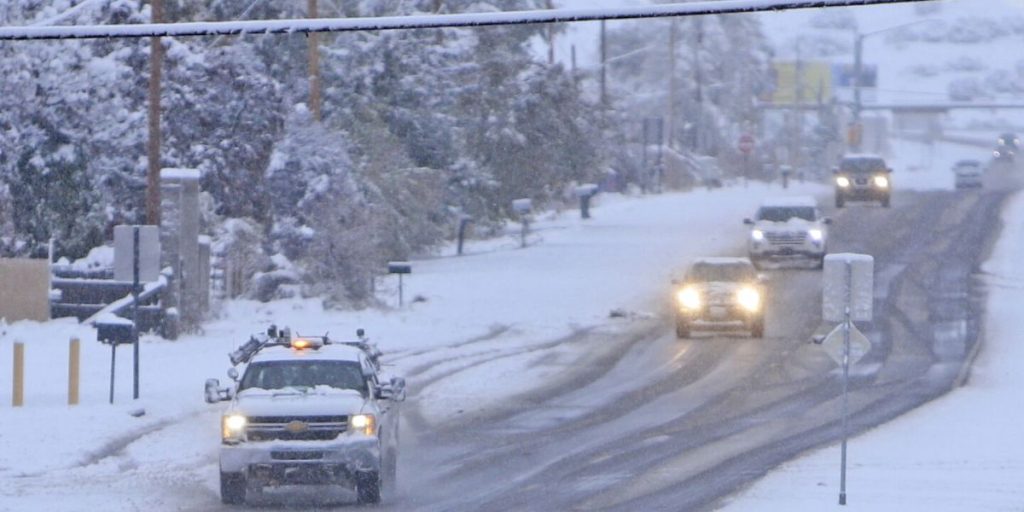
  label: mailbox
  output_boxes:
[512,198,533,215]
[575,183,599,198]
[96,319,135,345]
[388,262,412,275]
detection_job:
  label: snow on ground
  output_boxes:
[0,179,827,481]
[717,192,1024,511]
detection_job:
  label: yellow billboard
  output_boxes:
[770,61,832,104]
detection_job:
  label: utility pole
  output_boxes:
[546,0,555,66]
[794,39,805,171]
[851,33,864,151]
[693,17,704,153]
[600,19,607,107]
[307,0,322,122]
[668,18,678,150]
[145,0,163,226]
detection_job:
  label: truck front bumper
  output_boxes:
[220,437,380,487]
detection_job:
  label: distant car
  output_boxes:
[672,257,765,339]
[744,196,831,269]
[833,154,892,208]
[997,133,1019,150]
[953,159,983,189]
[994,133,1018,163]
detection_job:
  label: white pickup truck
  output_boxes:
[205,327,405,505]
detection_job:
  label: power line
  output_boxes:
[0,0,932,41]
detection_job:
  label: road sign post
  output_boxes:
[821,253,874,506]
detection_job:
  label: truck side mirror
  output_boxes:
[823,218,833,225]
[743,218,754,225]
[205,378,232,403]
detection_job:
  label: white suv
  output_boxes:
[205,327,405,505]
[744,196,831,269]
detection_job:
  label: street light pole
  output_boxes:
[851,33,864,151]
[853,33,863,126]
[850,19,936,151]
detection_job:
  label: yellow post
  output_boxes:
[68,338,80,406]
[12,342,24,407]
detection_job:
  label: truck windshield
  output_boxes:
[239,360,367,394]
[757,206,815,222]
[840,158,887,174]
[687,263,756,283]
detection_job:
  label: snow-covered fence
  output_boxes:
[50,269,174,338]
[0,0,931,41]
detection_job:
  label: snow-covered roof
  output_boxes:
[841,153,885,160]
[250,343,363,364]
[692,256,754,266]
[759,195,817,208]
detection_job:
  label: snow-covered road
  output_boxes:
[1,139,1016,511]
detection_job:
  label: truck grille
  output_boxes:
[854,177,869,186]
[764,231,807,246]
[246,415,348,442]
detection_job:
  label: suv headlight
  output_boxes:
[808,229,824,242]
[350,414,377,436]
[873,175,889,188]
[836,176,851,188]
[676,287,702,311]
[751,229,764,241]
[222,414,247,443]
[736,287,761,312]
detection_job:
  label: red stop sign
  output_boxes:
[738,134,755,154]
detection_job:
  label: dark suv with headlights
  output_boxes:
[833,154,892,208]
[672,257,765,339]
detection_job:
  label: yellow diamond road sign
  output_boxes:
[821,323,872,366]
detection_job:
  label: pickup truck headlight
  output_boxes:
[836,176,851,188]
[350,414,376,436]
[736,287,761,313]
[676,287,702,311]
[873,175,889,188]
[808,229,824,242]
[222,414,247,443]
[750,229,765,241]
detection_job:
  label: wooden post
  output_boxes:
[668,18,677,150]
[146,0,164,225]
[307,0,322,122]
[68,337,80,406]
[12,342,24,407]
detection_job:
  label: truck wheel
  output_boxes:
[356,471,382,504]
[835,195,845,208]
[220,472,246,505]
[751,318,765,339]
[881,195,890,208]
[675,320,691,339]
[815,255,825,270]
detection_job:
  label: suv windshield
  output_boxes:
[757,206,816,222]
[687,263,756,282]
[239,360,367,394]
[840,158,887,174]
